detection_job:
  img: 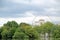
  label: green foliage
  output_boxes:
[19,23,39,40]
[1,29,9,39]
[26,29,39,40]
[52,25,60,39]
[0,21,60,40]
[0,28,2,39]
[33,26,41,33]
[13,31,29,40]
[40,22,54,33]
[1,21,18,40]
[12,27,29,40]
[4,21,18,28]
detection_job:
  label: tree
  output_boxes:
[25,28,39,40]
[19,23,39,40]
[0,27,2,40]
[39,22,54,40]
[13,32,27,40]
[1,21,18,40]
[13,28,29,40]
[52,25,60,40]
[1,21,60,40]
[1,29,9,40]
[33,26,41,33]
[4,21,18,28]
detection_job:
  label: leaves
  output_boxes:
[0,21,60,40]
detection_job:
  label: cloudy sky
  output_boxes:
[0,0,60,26]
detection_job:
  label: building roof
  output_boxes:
[39,19,45,21]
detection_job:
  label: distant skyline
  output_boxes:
[0,0,60,26]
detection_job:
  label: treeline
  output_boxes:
[0,21,60,40]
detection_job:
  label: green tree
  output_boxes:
[19,23,39,40]
[0,27,2,40]
[13,32,28,40]
[26,28,39,40]
[13,28,29,40]
[1,29,9,40]
[38,22,54,40]
[4,21,18,28]
[52,25,60,40]
[1,21,18,40]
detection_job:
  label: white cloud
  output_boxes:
[30,0,45,5]
[8,0,56,6]
[24,11,35,17]
[0,16,60,27]
[0,0,60,27]
[3,0,60,16]
[17,11,36,17]
[0,17,34,26]
[44,8,57,14]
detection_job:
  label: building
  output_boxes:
[34,19,45,26]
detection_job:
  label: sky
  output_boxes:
[0,0,60,26]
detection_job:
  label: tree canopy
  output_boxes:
[0,21,60,40]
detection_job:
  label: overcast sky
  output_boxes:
[0,0,60,26]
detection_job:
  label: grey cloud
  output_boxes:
[0,0,60,18]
